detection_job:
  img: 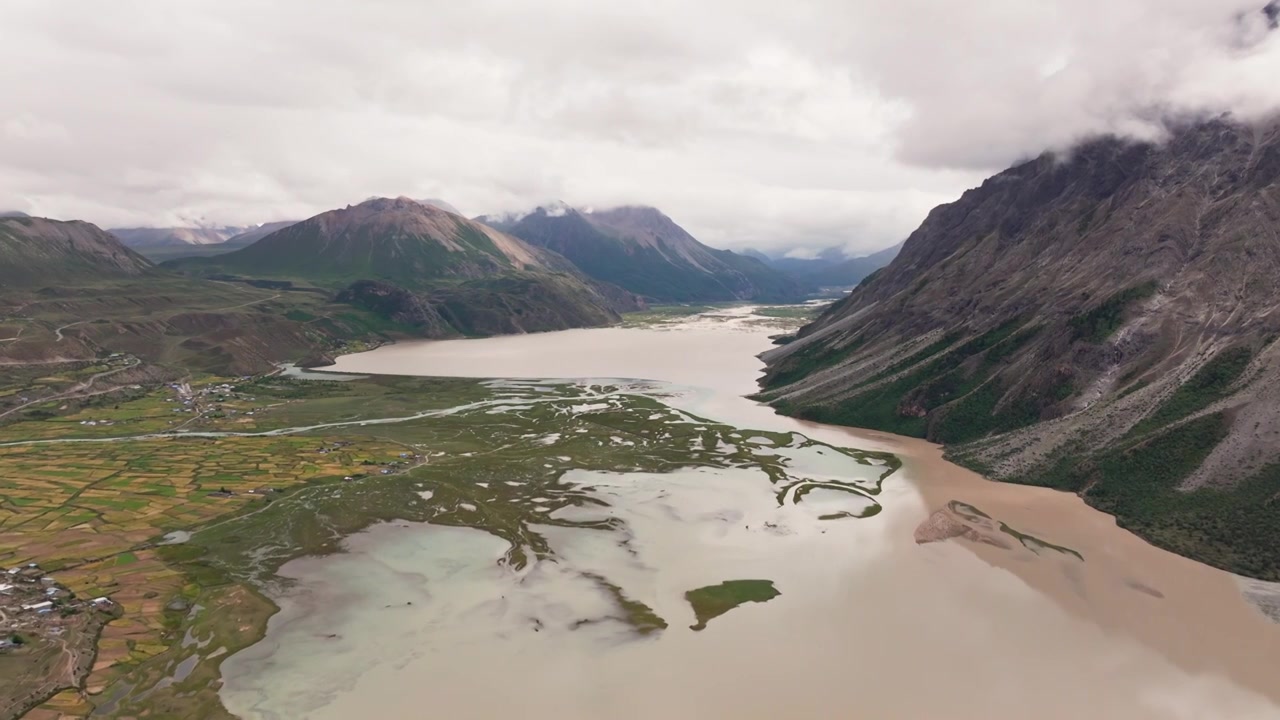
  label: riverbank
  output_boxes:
[894,435,1280,705]
[305,311,1280,718]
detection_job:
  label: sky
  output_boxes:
[1,1,1277,257]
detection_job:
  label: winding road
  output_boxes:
[0,358,141,421]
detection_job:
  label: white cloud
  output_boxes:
[0,0,1275,255]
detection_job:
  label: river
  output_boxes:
[219,307,1280,719]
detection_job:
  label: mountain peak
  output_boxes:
[492,202,804,302]
[174,195,564,288]
[353,196,446,213]
[585,204,662,217]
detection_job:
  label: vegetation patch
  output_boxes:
[1129,347,1252,436]
[1068,281,1158,343]
[684,580,780,631]
[584,573,668,635]
[1006,412,1280,579]
[997,522,1084,561]
[764,333,869,389]
[783,318,1040,440]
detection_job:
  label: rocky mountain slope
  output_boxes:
[170,197,640,337]
[1,216,154,286]
[760,118,1280,579]
[483,204,804,302]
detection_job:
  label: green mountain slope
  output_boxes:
[167,197,638,337]
[0,217,413,375]
[759,119,1280,579]
[485,205,805,303]
[171,197,548,287]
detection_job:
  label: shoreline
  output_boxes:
[838,427,1280,705]
[214,322,1280,714]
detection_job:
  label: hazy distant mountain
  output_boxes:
[0,216,153,286]
[169,197,641,337]
[116,221,304,262]
[749,243,903,290]
[223,220,299,246]
[0,210,30,218]
[110,225,248,247]
[482,204,804,303]
[762,118,1280,579]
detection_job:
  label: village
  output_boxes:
[0,562,118,717]
[0,562,116,653]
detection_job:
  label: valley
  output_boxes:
[7,4,1280,718]
[0,306,1278,719]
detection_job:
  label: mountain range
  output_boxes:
[0,215,392,373]
[167,197,642,337]
[107,221,301,262]
[746,243,902,290]
[109,225,249,247]
[481,204,806,302]
[54,200,883,299]
[760,117,1280,579]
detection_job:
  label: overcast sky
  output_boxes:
[2,1,1277,256]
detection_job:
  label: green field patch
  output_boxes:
[685,580,780,631]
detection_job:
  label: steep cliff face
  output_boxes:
[761,118,1280,578]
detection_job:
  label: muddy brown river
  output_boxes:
[220,307,1280,719]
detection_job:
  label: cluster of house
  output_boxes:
[335,451,426,482]
[163,381,263,419]
[207,486,282,498]
[0,562,114,650]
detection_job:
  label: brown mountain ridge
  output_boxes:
[760,117,1280,579]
